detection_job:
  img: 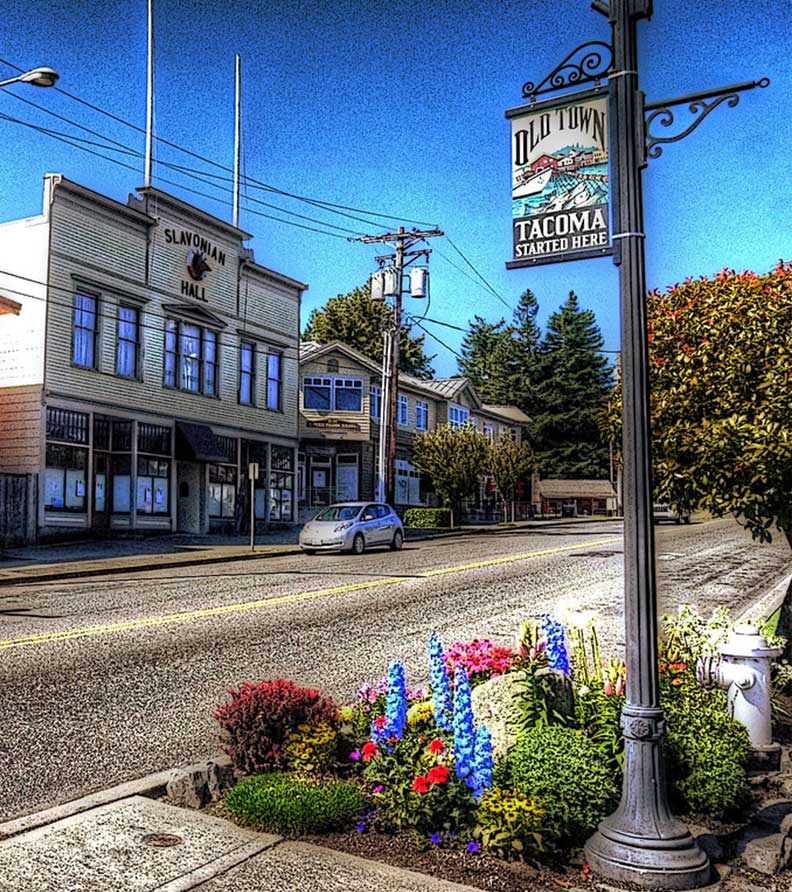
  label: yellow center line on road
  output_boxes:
[0,537,621,651]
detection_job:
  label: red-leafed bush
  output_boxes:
[214,679,339,774]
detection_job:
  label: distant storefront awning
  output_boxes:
[175,422,230,463]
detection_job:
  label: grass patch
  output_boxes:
[224,772,366,836]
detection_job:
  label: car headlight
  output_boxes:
[334,521,354,532]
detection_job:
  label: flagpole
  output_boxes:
[233,54,241,228]
[144,0,154,187]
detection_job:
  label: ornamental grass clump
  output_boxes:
[213,679,338,774]
[225,773,366,836]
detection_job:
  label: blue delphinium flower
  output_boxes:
[453,664,476,785]
[472,725,494,800]
[430,832,442,845]
[541,614,571,675]
[429,632,453,733]
[372,659,407,747]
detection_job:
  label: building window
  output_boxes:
[270,445,295,522]
[267,352,282,411]
[303,376,363,412]
[137,456,170,515]
[46,408,88,444]
[239,341,255,405]
[483,422,494,440]
[415,400,428,431]
[138,423,171,456]
[44,444,88,512]
[111,454,132,513]
[449,404,469,428]
[208,464,237,519]
[398,393,409,426]
[116,306,139,378]
[164,319,218,396]
[370,386,381,420]
[72,293,97,368]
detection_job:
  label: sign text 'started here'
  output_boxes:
[506,87,612,268]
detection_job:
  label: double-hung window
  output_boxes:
[483,422,495,441]
[267,352,282,411]
[239,341,255,405]
[73,293,97,368]
[116,306,139,378]
[397,393,409,426]
[164,319,218,396]
[415,400,428,431]
[449,404,469,428]
[370,386,381,420]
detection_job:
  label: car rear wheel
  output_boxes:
[351,533,365,555]
[390,530,403,550]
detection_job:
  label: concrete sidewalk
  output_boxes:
[0,795,481,892]
[0,517,616,587]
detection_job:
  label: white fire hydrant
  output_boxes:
[697,623,782,770]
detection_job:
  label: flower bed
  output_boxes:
[213,605,785,883]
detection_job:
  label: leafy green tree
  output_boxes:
[604,261,792,545]
[413,424,489,526]
[302,283,434,378]
[488,436,534,521]
[531,292,613,478]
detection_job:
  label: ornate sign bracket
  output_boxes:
[644,78,769,160]
[521,41,613,100]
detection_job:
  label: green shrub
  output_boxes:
[224,773,366,835]
[403,508,451,528]
[661,670,750,819]
[502,725,618,849]
[474,787,545,858]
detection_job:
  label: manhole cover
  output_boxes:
[142,832,184,848]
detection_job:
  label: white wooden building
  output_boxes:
[0,175,306,540]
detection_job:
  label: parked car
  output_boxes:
[652,503,691,524]
[299,502,404,555]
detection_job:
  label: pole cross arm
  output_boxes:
[644,78,769,160]
[521,41,613,99]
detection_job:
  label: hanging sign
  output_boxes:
[505,86,611,268]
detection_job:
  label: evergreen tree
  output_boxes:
[510,288,542,412]
[458,316,510,402]
[302,283,435,378]
[531,292,612,478]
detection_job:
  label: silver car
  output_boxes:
[299,502,404,555]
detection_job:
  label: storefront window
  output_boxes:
[44,444,88,512]
[208,464,237,519]
[112,454,132,513]
[270,445,295,520]
[136,456,170,515]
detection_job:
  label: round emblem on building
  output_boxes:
[187,250,211,281]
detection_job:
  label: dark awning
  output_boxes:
[175,422,229,463]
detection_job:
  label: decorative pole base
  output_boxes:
[586,823,712,890]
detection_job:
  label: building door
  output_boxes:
[336,455,359,502]
[92,453,110,531]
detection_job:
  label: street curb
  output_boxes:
[160,835,283,892]
[0,765,175,839]
[737,569,792,626]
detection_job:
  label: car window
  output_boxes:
[376,505,390,518]
[362,505,377,521]
[315,505,361,521]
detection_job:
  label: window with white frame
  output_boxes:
[398,393,409,426]
[415,400,428,431]
[483,422,495,440]
[163,319,218,396]
[448,404,469,428]
[116,305,139,378]
[370,385,381,420]
[239,341,255,405]
[72,293,97,368]
[303,376,363,412]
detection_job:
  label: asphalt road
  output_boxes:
[0,516,789,822]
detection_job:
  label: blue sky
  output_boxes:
[1,0,788,377]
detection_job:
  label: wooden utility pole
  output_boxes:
[354,226,443,504]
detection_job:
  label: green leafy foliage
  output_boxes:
[402,507,452,528]
[487,437,534,513]
[286,722,338,774]
[302,282,435,379]
[225,773,366,836]
[604,261,792,544]
[502,725,618,849]
[363,732,477,840]
[413,425,489,526]
[474,787,545,858]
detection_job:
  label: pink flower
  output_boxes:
[604,681,614,696]
[349,750,360,762]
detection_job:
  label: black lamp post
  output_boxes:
[511,1,768,887]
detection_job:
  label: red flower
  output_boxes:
[373,716,387,729]
[427,764,449,785]
[361,742,379,762]
[428,738,444,754]
[412,775,431,794]
[388,736,398,745]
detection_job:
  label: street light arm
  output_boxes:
[0,67,59,89]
